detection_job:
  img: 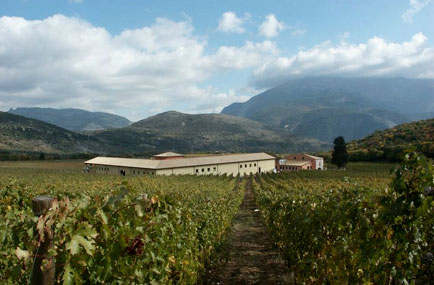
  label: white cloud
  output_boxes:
[250,33,434,88]
[402,0,432,23]
[186,88,250,114]
[0,14,433,120]
[259,14,285,38]
[218,12,245,34]
[211,40,278,69]
[0,15,270,120]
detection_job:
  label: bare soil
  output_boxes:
[203,178,293,285]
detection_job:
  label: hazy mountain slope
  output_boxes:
[0,112,104,153]
[222,77,434,142]
[348,118,434,160]
[9,107,130,131]
[95,111,330,154]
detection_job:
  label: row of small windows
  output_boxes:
[96,166,109,171]
[195,166,217,173]
[132,169,154,175]
[281,165,312,170]
[282,166,298,170]
[240,163,256,169]
[91,165,155,175]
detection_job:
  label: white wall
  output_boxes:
[88,158,276,177]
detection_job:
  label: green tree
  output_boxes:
[332,136,349,169]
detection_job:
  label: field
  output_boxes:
[0,160,244,284]
[1,157,433,284]
[254,154,433,284]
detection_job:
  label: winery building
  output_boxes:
[278,153,324,172]
[85,152,276,177]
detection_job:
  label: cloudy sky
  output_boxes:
[1,0,433,121]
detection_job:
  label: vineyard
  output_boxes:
[254,152,434,284]
[1,156,433,284]
[0,160,244,284]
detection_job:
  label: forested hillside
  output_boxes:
[95,111,329,154]
[348,118,434,161]
[0,112,103,157]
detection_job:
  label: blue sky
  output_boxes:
[1,0,433,120]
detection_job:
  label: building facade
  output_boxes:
[85,152,276,177]
[278,153,324,172]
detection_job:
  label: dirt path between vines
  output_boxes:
[203,178,293,284]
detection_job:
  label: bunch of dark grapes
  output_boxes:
[126,236,144,256]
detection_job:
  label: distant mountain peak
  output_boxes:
[222,77,434,142]
[8,107,131,131]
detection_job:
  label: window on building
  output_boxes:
[196,169,199,173]
[302,157,304,160]
[213,167,216,171]
[245,164,247,168]
[202,168,204,172]
[133,170,135,174]
[207,168,210,172]
[254,163,256,167]
[240,165,243,168]
[249,163,252,167]
[294,156,296,159]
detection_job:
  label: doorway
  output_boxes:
[120,169,126,176]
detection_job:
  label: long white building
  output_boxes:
[85,152,276,177]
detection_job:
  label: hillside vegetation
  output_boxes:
[0,110,331,159]
[95,111,329,154]
[222,77,434,142]
[348,118,434,161]
[254,152,433,283]
[0,112,104,155]
[0,162,243,283]
[9,107,130,131]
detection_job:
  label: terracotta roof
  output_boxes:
[281,160,311,166]
[153,152,184,157]
[85,152,275,170]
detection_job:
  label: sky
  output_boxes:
[0,0,433,121]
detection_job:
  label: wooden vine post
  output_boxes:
[32,196,55,285]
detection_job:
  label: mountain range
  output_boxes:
[2,77,433,157]
[0,111,328,156]
[0,112,103,154]
[8,107,130,131]
[222,77,434,142]
[95,111,328,154]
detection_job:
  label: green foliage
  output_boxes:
[0,165,244,284]
[254,154,433,283]
[348,118,434,161]
[0,111,104,154]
